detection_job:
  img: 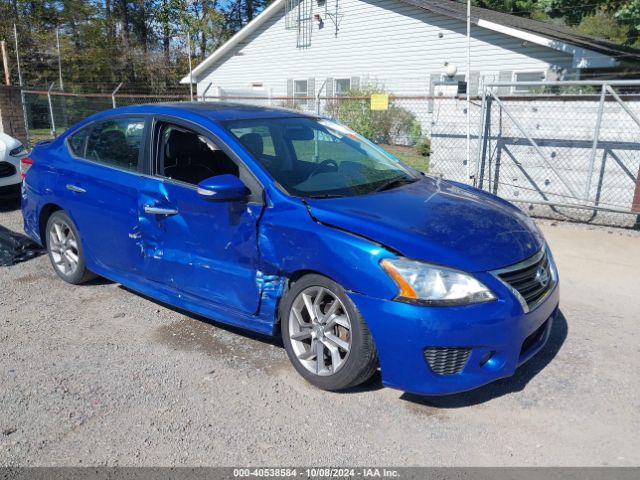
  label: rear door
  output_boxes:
[62,116,149,276]
[137,117,264,315]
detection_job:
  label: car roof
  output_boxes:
[104,101,308,122]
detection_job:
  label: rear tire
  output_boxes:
[281,274,378,391]
[45,211,96,284]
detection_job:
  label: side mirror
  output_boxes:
[197,174,249,201]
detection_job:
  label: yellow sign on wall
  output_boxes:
[370,93,389,111]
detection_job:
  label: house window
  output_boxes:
[513,71,545,93]
[294,80,308,98]
[335,78,351,95]
[293,79,309,108]
[440,74,467,84]
[437,74,467,96]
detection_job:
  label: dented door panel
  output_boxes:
[138,176,264,315]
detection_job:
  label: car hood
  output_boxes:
[306,176,544,272]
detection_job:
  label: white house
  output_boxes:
[181,0,639,100]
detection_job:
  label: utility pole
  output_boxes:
[1,41,10,86]
[56,27,64,91]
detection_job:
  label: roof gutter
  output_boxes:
[476,18,617,69]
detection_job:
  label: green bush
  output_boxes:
[331,86,422,145]
[415,137,431,157]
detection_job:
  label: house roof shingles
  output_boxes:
[401,0,640,63]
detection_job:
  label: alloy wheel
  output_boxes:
[288,286,352,376]
[49,220,80,276]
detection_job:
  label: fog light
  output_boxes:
[479,351,495,367]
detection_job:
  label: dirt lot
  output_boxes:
[1,198,639,466]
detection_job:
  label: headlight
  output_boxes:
[9,144,27,157]
[380,258,496,306]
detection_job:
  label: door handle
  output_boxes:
[144,204,178,216]
[66,184,86,193]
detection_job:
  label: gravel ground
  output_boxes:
[1,198,639,466]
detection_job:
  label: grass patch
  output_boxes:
[380,144,429,172]
[28,128,65,147]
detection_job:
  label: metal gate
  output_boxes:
[474,80,640,227]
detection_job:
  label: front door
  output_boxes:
[138,119,264,315]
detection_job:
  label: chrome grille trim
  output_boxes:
[492,248,556,313]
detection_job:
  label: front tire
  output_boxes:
[281,274,378,391]
[45,211,95,284]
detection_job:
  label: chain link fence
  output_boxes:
[19,80,640,227]
[22,86,191,145]
[466,81,640,227]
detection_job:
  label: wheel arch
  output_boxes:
[275,269,338,328]
[39,203,63,245]
[286,269,338,289]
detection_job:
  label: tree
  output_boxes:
[473,0,640,46]
[2,0,637,92]
[614,0,640,46]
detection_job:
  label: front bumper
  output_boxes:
[0,157,22,197]
[348,274,559,396]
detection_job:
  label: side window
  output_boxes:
[85,118,145,171]
[158,124,239,185]
[67,126,90,157]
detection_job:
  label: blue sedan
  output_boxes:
[21,103,559,395]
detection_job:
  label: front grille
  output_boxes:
[424,347,471,375]
[520,320,548,357]
[496,250,553,311]
[0,161,16,178]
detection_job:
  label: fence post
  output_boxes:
[474,84,488,187]
[584,84,606,201]
[187,32,193,102]
[111,82,123,109]
[20,88,30,147]
[316,79,327,116]
[201,82,212,102]
[47,82,56,138]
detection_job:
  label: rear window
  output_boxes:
[67,127,90,157]
[85,118,145,171]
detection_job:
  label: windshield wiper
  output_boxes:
[373,177,417,193]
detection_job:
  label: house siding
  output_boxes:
[197,0,573,97]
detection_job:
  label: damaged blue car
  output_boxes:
[21,103,559,395]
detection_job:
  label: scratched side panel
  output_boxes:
[21,142,64,245]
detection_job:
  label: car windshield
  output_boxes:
[223,117,419,198]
